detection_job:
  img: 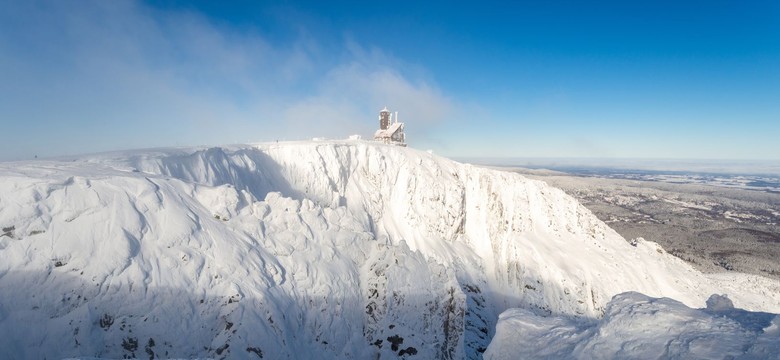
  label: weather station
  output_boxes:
[373,106,406,146]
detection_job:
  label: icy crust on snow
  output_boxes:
[0,140,778,359]
[484,292,780,359]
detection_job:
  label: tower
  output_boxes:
[379,107,391,130]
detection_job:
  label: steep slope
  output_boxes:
[0,140,778,359]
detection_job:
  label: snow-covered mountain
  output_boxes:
[0,140,778,359]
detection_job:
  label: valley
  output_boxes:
[502,167,780,280]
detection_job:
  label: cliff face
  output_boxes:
[0,141,777,359]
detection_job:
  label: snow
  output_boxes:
[484,292,780,359]
[724,210,762,223]
[0,140,778,359]
[662,198,714,211]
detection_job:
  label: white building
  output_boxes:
[373,106,406,146]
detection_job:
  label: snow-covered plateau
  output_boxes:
[0,140,778,359]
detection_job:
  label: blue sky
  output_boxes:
[1,1,778,161]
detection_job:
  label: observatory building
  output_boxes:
[373,106,406,146]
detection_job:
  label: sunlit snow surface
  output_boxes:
[0,141,778,359]
[485,292,780,359]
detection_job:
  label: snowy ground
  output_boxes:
[1,141,778,359]
[485,292,780,359]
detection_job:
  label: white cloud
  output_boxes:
[279,59,454,139]
[0,0,454,159]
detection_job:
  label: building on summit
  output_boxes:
[373,106,406,147]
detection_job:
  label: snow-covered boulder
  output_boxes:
[484,292,780,359]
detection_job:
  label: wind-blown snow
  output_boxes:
[0,140,778,359]
[484,292,780,359]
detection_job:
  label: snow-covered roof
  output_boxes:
[373,122,403,138]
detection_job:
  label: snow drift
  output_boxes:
[484,292,780,359]
[0,140,778,359]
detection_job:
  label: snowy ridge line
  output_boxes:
[0,140,778,359]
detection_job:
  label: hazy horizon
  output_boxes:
[458,156,780,176]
